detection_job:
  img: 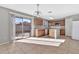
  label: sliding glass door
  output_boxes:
[23,18,31,33]
[15,17,23,39]
[14,17,31,39]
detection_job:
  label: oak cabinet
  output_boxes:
[60,29,65,35]
[48,20,65,26]
[35,29,45,37]
[60,20,65,26]
[48,20,56,26]
[34,17,43,25]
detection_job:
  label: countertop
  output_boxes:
[35,26,65,29]
[49,26,65,29]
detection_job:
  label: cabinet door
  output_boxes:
[48,20,55,26]
[36,29,45,37]
[60,20,65,26]
[60,29,65,35]
[34,17,43,25]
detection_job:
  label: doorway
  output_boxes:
[13,16,31,40]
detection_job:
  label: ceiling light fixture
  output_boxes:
[33,4,54,20]
[33,4,42,17]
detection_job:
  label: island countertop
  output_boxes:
[49,26,65,29]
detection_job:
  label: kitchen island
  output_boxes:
[49,26,61,39]
[34,26,64,38]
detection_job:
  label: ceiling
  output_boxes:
[0,4,79,19]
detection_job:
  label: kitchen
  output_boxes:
[32,17,65,39]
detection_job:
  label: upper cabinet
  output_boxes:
[48,20,56,26]
[34,17,43,25]
[48,19,65,26]
[60,19,65,26]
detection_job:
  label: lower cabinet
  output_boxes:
[35,29,45,37]
[34,28,65,37]
[60,29,65,35]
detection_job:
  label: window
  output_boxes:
[15,17,31,38]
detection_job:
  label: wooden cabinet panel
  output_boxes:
[60,20,65,26]
[48,20,65,26]
[48,20,55,26]
[60,29,65,35]
[35,29,45,37]
[34,17,43,25]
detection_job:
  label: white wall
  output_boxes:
[65,17,72,36]
[65,14,79,36]
[0,7,11,44]
[0,7,33,44]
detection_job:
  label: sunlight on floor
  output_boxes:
[16,37,65,47]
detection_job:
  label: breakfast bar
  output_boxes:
[49,27,60,39]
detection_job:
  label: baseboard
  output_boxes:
[0,41,13,46]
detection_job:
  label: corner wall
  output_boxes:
[65,14,79,36]
[0,7,11,44]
